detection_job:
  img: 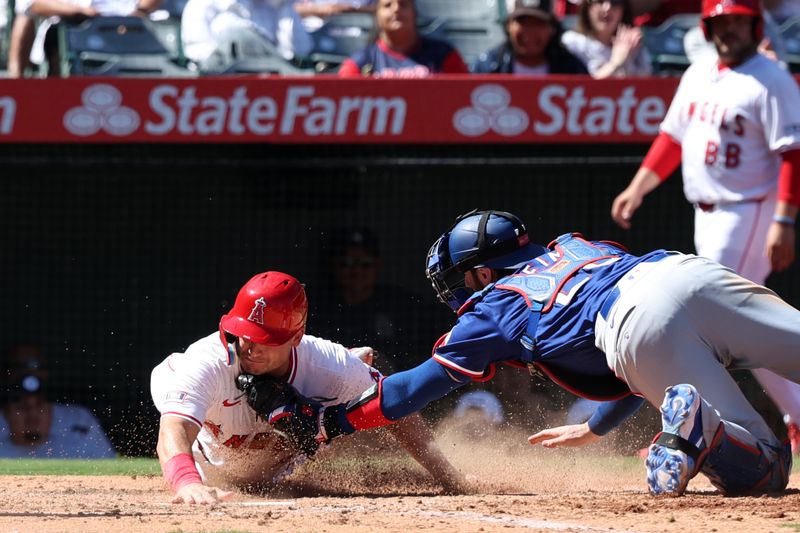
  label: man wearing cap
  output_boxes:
[150,270,464,504]
[0,344,116,458]
[612,0,800,452]
[472,0,588,74]
[311,226,448,376]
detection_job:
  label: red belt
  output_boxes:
[697,202,715,212]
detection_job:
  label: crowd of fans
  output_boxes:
[0,0,797,77]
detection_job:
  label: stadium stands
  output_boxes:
[59,16,194,76]
[0,0,10,76]
[192,28,312,75]
[9,2,800,77]
[422,17,505,67]
[642,13,698,75]
[415,0,504,26]
[308,12,375,73]
[560,13,577,31]
[782,14,800,73]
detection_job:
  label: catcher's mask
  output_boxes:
[425,210,547,312]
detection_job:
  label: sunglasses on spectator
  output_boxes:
[337,257,377,268]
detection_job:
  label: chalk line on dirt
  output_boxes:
[155,499,645,531]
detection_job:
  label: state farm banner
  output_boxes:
[0,76,680,144]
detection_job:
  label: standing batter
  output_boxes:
[611,0,800,445]
[151,271,463,504]
[254,211,800,496]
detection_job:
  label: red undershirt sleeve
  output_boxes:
[641,132,682,182]
[778,149,800,207]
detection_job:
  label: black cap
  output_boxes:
[507,0,553,20]
[328,226,380,257]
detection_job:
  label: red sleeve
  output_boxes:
[778,149,800,207]
[337,59,363,77]
[441,50,469,74]
[641,132,682,181]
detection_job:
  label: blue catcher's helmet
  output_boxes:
[426,210,548,312]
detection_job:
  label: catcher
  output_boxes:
[150,271,465,504]
[254,210,800,497]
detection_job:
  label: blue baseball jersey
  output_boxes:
[433,247,671,397]
[338,36,468,78]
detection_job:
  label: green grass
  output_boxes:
[0,457,161,475]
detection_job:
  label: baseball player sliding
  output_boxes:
[150,271,464,504]
[250,210,800,496]
[611,0,800,448]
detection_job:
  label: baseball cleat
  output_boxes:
[646,384,703,496]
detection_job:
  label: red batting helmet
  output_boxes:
[219,271,308,346]
[701,0,763,40]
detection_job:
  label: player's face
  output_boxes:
[507,15,555,64]
[464,270,479,293]
[333,247,380,302]
[376,0,416,34]
[238,338,293,377]
[3,394,52,446]
[709,14,758,65]
[588,0,624,40]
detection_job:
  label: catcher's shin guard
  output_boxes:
[646,384,705,495]
[700,430,791,495]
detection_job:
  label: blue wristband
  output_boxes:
[773,214,796,225]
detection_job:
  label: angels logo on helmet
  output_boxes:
[247,297,267,325]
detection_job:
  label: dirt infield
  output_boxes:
[2,428,799,533]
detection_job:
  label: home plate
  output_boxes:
[239,501,296,507]
[155,500,295,507]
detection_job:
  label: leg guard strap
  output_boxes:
[654,432,702,463]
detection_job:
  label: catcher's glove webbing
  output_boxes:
[236,373,298,420]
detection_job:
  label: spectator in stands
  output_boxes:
[763,0,800,25]
[295,0,375,32]
[181,0,313,68]
[561,0,651,77]
[7,15,35,77]
[310,226,448,376]
[337,0,468,77]
[0,343,116,458]
[472,0,588,74]
[7,0,162,77]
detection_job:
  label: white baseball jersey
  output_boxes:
[150,333,381,487]
[660,53,800,204]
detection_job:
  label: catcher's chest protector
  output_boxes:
[459,233,631,400]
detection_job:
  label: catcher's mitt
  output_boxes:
[235,373,298,420]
